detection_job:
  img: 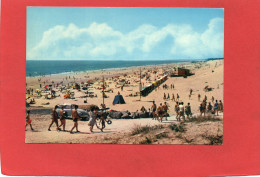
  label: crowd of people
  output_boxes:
[26,105,107,133]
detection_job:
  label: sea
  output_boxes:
[26,60,194,77]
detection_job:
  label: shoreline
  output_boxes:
[26,59,217,78]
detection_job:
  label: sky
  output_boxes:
[26,7,224,60]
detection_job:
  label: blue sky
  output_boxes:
[27,7,224,60]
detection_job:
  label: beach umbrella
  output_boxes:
[44,85,48,89]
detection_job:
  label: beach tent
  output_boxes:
[113,94,126,104]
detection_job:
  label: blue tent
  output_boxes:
[113,95,126,104]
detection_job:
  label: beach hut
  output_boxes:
[113,94,126,104]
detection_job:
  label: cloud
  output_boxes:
[27,18,224,60]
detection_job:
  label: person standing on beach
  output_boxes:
[207,102,213,113]
[211,96,215,103]
[25,110,34,131]
[214,100,219,116]
[172,93,175,102]
[202,101,206,117]
[163,93,166,100]
[176,93,180,101]
[199,103,204,117]
[58,106,66,131]
[167,93,170,100]
[162,102,168,121]
[88,107,97,132]
[204,95,207,102]
[151,101,158,120]
[219,100,223,112]
[70,105,80,133]
[48,105,60,131]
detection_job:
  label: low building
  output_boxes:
[177,68,191,77]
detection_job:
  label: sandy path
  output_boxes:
[25,116,178,143]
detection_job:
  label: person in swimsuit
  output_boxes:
[200,103,204,116]
[48,105,60,131]
[185,103,191,120]
[58,106,66,131]
[214,100,219,116]
[157,103,164,122]
[25,110,34,131]
[98,114,106,132]
[207,102,213,113]
[70,105,80,133]
[176,93,180,101]
[175,102,180,121]
[162,102,168,121]
[201,101,206,117]
[179,102,185,122]
[211,96,215,103]
[151,101,158,120]
[219,100,223,112]
[88,107,97,132]
[172,93,175,102]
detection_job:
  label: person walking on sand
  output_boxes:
[185,103,191,120]
[211,96,215,103]
[157,103,164,122]
[162,102,168,121]
[175,102,180,121]
[25,110,34,131]
[58,106,66,131]
[88,107,97,132]
[48,105,60,131]
[151,101,158,120]
[172,93,175,102]
[163,93,166,100]
[176,93,180,101]
[179,102,185,122]
[98,114,106,132]
[214,100,219,116]
[190,89,193,95]
[70,105,81,133]
[167,93,170,100]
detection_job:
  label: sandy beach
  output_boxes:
[26,59,224,144]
